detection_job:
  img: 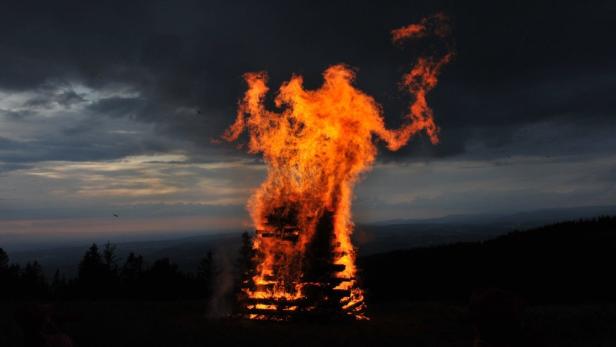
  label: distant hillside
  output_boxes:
[373,205,616,229]
[360,216,616,304]
[356,205,616,255]
[354,222,509,256]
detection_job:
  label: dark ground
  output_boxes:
[2,300,616,347]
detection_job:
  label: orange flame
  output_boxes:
[223,14,452,319]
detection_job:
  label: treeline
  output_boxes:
[3,217,616,304]
[360,216,616,304]
[0,233,253,301]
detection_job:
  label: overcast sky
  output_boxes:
[1,1,615,245]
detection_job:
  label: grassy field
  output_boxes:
[2,300,615,347]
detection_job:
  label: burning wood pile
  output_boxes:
[223,14,452,321]
[238,209,365,320]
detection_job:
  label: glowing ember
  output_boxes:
[223,14,452,320]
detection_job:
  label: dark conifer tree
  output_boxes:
[233,231,255,313]
[121,252,145,298]
[78,243,106,298]
[21,261,48,298]
[0,248,8,270]
[0,248,10,297]
[197,251,214,297]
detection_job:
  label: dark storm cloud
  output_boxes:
[0,113,180,167]
[87,97,146,118]
[0,135,130,163]
[1,0,615,163]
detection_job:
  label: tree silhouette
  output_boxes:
[101,242,120,297]
[233,231,255,313]
[144,258,184,299]
[21,261,48,299]
[78,243,106,297]
[0,248,11,297]
[102,242,119,274]
[0,248,8,269]
[121,252,144,281]
[51,268,67,299]
[237,231,255,287]
[121,252,145,298]
[197,251,214,297]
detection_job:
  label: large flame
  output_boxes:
[223,14,452,319]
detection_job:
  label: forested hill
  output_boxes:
[2,216,615,304]
[360,216,616,304]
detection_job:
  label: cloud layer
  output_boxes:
[1,1,615,244]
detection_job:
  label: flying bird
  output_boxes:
[113,214,119,218]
